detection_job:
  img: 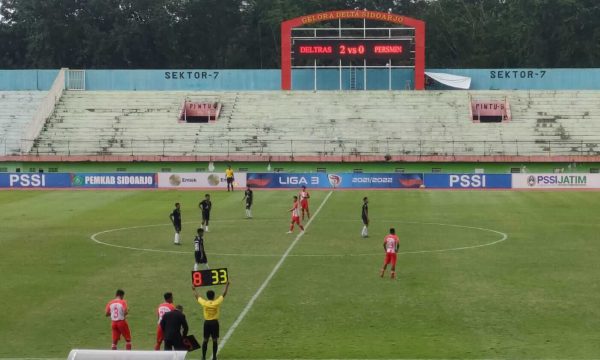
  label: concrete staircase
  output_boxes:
[0,91,47,155]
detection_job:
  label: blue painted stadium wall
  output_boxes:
[435,68,600,90]
[0,70,59,90]
[81,69,412,90]
[1,68,600,91]
[86,69,281,91]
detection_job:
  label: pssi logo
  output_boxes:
[328,174,342,187]
[449,174,487,188]
[9,174,46,187]
[527,175,536,187]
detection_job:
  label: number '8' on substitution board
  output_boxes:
[191,268,228,287]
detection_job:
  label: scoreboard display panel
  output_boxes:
[191,268,228,287]
[293,39,412,60]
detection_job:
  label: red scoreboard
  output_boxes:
[293,39,412,60]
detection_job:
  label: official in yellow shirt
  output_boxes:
[193,282,230,360]
[225,165,234,192]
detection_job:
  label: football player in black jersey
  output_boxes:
[170,202,182,245]
[199,194,212,232]
[193,228,209,271]
[242,186,253,218]
[361,197,369,238]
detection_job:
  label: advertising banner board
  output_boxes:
[424,174,512,189]
[71,173,157,188]
[158,173,246,189]
[512,173,600,189]
[246,173,423,189]
[0,173,71,188]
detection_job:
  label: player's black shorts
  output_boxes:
[173,221,182,232]
[203,320,220,339]
[202,211,210,222]
[362,215,368,225]
[245,200,252,209]
[226,177,234,184]
[195,250,207,264]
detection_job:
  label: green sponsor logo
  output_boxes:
[72,175,84,186]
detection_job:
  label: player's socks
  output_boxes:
[194,263,199,271]
[391,271,396,279]
[174,233,180,244]
[379,269,385,278]
[212,341,218,360]
[300,225,304,231]
[205,226,209,232]
[202,341,208,360]
[111,344,117,350]
[154,343,160,351]
[204,263,210,269]
[125,342,131,350]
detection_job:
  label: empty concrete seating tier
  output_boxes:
[0,91,47,155]
[30,90,600,156]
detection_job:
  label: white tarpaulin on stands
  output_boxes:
[425,72,471,89]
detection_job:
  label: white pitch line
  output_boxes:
[217,190,334,353]
[91,221,508,257]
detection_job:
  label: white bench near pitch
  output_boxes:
[67,350,187,360]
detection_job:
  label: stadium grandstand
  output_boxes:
[1,10,599,164]
[27,89,600,158]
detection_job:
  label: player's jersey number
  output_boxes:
[110,303,125,321]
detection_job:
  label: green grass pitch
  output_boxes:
[1,189,600,359]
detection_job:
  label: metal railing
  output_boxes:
[66,69,86,90]
[1,137,598,157]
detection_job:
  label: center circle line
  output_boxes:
[90,220,508,257]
